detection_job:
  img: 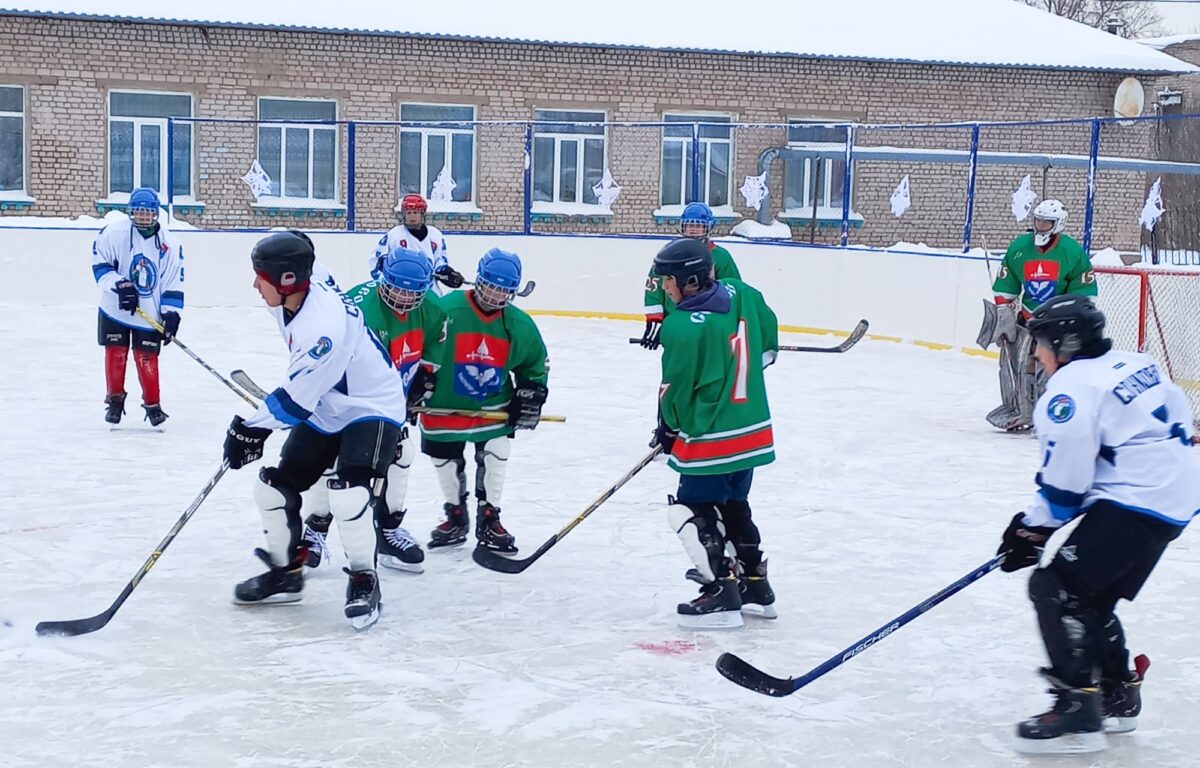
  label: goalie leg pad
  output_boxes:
[328,476,379,572]
[254,467,304,567]
[475,436,511,505]
[668,503,730,583]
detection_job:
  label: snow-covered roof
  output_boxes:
[1139,33,1200,51]
[2,0,1197,74]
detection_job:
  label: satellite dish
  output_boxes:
[1113,77,1146,121]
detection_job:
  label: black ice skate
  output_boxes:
[142,403,168,428]
[233,548,304,605]
[1103,654,1149,734]
[475,503,518,554]
[378,521,425,574]
[344,567,381,630]
[739,559,777,620]
[302,514,332,568]
[1014,671,1106,755]
[677,577,744,629]
[429,502,469,549]
[104,393,126,425]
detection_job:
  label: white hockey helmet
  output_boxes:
[1032,199,1067,247]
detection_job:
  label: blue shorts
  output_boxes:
[675,469,754,504]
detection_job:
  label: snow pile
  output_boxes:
[0,209,198,230]
[731,219,792,240]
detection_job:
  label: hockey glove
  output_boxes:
[997,511,1055,572]
[223,415,272,470]
[114,280,138,314]
[434,265,465,289]
[640,318,662,350]
[406,366,437,422]
[652,416,678,454]
[160,311,181,344]
[507,380,548,430]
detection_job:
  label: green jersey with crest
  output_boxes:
[644,242,741,320]
[992,232,1096,314]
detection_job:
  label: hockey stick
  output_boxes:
[229,369,565,423]
[715,554,1004,696]
[35,461,231,637]
[628,319,869,354]
[135,308,259,409]
[472,446,663,574]
[463,280,537,298]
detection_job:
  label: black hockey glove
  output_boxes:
[223,415,272,470]
[507,380,548,430]
[406,366,437,422]
[434,265,465,289]
[997,511,1056,572]
[652,415,678,454]
[114,280,138,314]
[640,318,662,350]
[161,311,181,344]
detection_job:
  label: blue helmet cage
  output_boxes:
[128,187,160,225]
[679,202,714,238]
[379,247,433,313]
[475,247,522,310]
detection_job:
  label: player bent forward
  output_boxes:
[995,295,1199,754]
[223,232,409,630]
[650,238,780,629]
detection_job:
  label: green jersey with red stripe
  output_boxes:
[644,242,741,321]
[992,232,1096,314]
[659,278,778,475]
[421,290,550,443]
[345,281,448,394]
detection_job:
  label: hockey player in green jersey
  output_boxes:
[300,246,447,574]
[650,238,780,629]
[421,248,550,554]
[640,202,741,349]
[981,199,1097,431]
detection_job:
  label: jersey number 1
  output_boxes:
[730,319,749,404]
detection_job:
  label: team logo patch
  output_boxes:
[1047,393,1075,423]
[452,333,511,399]
[129,254,158,296]
[1023,260,1061,305]
[308,336,334,360]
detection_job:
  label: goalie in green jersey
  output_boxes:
[650,238,780,629]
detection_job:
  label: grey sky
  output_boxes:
[1154,2,1200,34]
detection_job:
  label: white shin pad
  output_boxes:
[253,474,300,568]
[475,436,511,505]
[667,504,725,583]
[328,481,378,572]
[300,468,334,520]
[384,431,415,513]
[432,455,467,505]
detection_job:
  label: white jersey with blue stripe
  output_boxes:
[91,217,184,330]
[244,278,408,434]
[1023,349,1200,529]
[370,224,449,294]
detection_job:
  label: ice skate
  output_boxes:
[677,577,744,629]
[738,560,777,619]
[476,503,517,554]
[1014,671,1106,755]
[104,393,126,425]
[233,548,304,605]
[344,568,381,630]
[301,513,332,569]
[429,502,469,549]
[1103,654,1149,734]
[142,403,168,428]
[378,521,425,573]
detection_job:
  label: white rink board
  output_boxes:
[1,299,1198,767]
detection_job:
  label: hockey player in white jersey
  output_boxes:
[91,187,183,427]
[223,232,408,630]
[995,295,1200,755]
[369,193,463,294]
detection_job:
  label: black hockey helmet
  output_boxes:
[1027,294,1111,361]
[251,232,315,295]
[652,238,713,290]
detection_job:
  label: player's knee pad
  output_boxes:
[475,436,511,504]
[327,478,377,572]
[432,455,468,504]
[300,468,335,519]
[668,503,728,583]
[255,467,303,567]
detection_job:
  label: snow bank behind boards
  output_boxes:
[0,228,995,351]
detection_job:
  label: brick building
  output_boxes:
[0,4,1194,249]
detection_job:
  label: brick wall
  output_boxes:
[0,13,1183,249]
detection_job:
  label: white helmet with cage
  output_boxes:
[1032,199,1067,247]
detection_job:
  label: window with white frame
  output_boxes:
[0,85,24,194]
[532,110,606,206]
[400,103,475,204]
[784,121,850,213]
[108,91,193,198]
[661,114,732,208]
[257,98,338,201]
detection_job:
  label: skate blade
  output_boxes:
[1104,717,1137,734]
[476,543,520,556]
[348,605,382,631]
[741,603,778,620]
[676,611,745,630]
[1013,731,1107,755]
[380,555,425,574]
[109,426,164,433]
[428,538,467,550]
[232,592,303,606]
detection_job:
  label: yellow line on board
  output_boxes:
[913,340,954,351]
[961,347,1000,360]
[528,309,644,321]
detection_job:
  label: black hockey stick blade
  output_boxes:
[715,652,797,697]
[472,544,542,574]
[779,319,869,353]
[516,280,536,298]
[36,606,120,638]
[230,369,269,400]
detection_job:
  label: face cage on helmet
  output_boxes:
[378,280,427,314]
[679,218,712,239]
[130,206,159,228]
[474,278,516,311]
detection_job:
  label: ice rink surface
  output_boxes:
[2,305,1198,768]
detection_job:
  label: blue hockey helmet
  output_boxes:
[128,187,160,230]
[652,238,713,291]
[679,202,714,239]
[379,246,433,313]
[474,248,522,311]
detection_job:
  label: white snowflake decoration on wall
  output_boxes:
[242,160,272,200]
[739,173,769,211]
[429,164,457,203]
[592,169,621,209]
